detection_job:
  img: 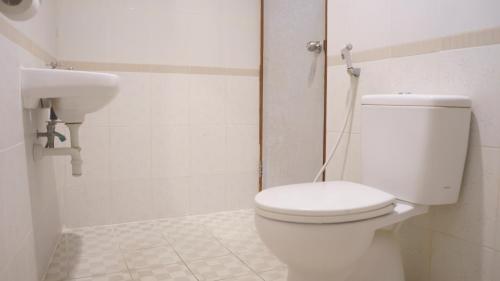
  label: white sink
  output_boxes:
[21,67,120,123]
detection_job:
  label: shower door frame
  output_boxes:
[258,0,329,191]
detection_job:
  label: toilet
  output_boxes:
[255,94,472,281]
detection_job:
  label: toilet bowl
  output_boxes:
[255,181,428,281]
[255,94,471,281]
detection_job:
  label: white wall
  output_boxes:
[327,1,500,281]
[55,0,261,227]
[0,1,61,280]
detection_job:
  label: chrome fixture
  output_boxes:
[36,108,66,148]
[47,61,73,70]
[306,40,323,53]
[341,43,361,77]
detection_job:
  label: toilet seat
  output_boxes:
[255,181,396,224]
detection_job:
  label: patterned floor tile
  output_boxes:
[44,210,283,281]
[217,232,268,254]
[69,272,133,281]
[43,242,69,281]
[219,273,264,281]
[67,251,127,279]
[158,219,212,243]
[66,226,115,241]
[236,249,284,273]
[65,235,119,257]
[114,222,167,250]
[258,268,288,281]
[131,264,197,281]
[172,236,229,261]
[123,246,181,269]
[187,255,252,281]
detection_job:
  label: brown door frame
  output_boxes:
[258,0,329,191]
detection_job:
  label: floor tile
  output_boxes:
[172,236,229,261]
[258,268,288,281]
[236,249,284,273]
[187,255,252,281]
[131,263,197,281]
[217,232,267,254]
[65,233,119,257]
[44,210,281,281]
[123,246,181,269]
[114,222,167,250]
[220,273,264,281]
[67,251,127,279]
[43,243,69,281]
[69,272,133,281]
[158,219,212,243]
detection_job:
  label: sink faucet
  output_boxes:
[37,108,66,148]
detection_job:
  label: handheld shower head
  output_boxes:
[340,43,361,77]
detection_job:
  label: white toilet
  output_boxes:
[255,94,472,281]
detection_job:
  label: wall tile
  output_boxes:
[0,145,33,265]
[189,125,226,175]
[111,179,154,224]
[56,0,109,61]
[152,125,190,178]
[188,174,227,214]
[109,125,152,180]
[226,125,259,173]
[151,73,190,126]
[8,0,58,56]
[151,177,190,218]
[54,0,260,228]
[220,0,260,69]
[438,45,500,148]
[389,0,444,46]
[189,75,226,125]
[105,0,151,64]
[5,233,38,281]
[62,180,112,228]
[399,223,432,281]
[431,147,500,248]
[439,0,500,37]
[184,11,222,67]
[0,36,23,150]
[349,0,391,52]
[109,72,151,126]
[226,76,259,125]
[389,53,441,95]
[430,232,495,281]
[147,1,190,65]
[226,172,259,210]
[325,132,361,182]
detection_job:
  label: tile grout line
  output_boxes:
[201,217,267,281]
[157,221,202,281]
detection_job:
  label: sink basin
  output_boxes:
[21,67,120,123]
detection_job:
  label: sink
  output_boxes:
[21,67,120,123]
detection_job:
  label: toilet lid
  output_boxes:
[255,181,396,223]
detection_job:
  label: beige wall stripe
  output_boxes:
[0,17,258,76]
[328,26,500,66]
[0,17,55,63]
[62,60,260,77]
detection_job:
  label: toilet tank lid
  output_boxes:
[361,94,471,108]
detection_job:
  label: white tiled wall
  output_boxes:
[327,1,500,280]
[55,0,260,227]
[56,0,260,69]
[0,1,61,281]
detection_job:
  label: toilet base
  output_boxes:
[347,228,404,281]
[282,228,405,281]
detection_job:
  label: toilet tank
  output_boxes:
[361,94,471,205]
